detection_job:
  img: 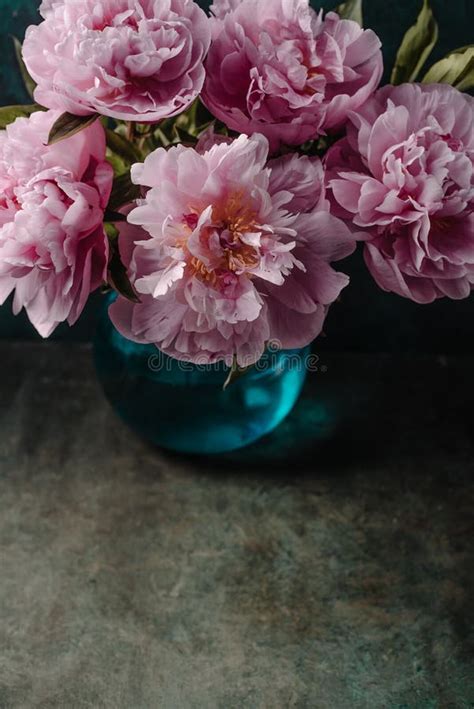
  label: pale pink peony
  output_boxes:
[22,0,211,122]
[109,133,356,366]
[202,0,383,151]
[0,110,113,336]
[326,83,474,303]
[209,0,242,18]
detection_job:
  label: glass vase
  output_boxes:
[94,296,309,455]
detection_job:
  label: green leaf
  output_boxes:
[172,124,198,145]
[106,148,129,178]
[195,98,215,128]
[107,236,141,304]
[105,128,142,164]
[175,100,197,129]
[48,112,99,145]
[391,0,438,84]
[195,119,216,137]
[11,36,36,99]
[422,45,474,91]
[0,104,44,129]
[223,357,253,390]
[334,0,363,25]
[104,209,127,223]
[104,222,119,241]
[108,172,140,212]
[153,126,172,147]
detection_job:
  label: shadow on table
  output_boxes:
[159,352,474,480]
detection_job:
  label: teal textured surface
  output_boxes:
[1,342,473,706]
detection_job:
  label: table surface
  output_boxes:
[0,343,473,708]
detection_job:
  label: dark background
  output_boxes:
[0,0,472,351]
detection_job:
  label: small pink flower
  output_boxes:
[22,0,211,122]
[0,110,113,336]
[326,83,474,303]
[202,0,383,151]
[109,134,356,366]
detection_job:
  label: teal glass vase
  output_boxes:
[94,296,309,455]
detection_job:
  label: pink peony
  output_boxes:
[202,0,383,151]
[22,0,211,122]
[109,133,356,366]
[0,110,113,336]
[326,83,474,303]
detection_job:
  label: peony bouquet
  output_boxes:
[0,0,473,374]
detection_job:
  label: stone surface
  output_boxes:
[0,343,473,707]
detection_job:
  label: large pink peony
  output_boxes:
[109,133,356,366]
[22,0,211,122]
[202,0,383,151]
[326,84,474,303]
[0,110,113,336]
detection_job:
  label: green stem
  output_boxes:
[126,121,135,142]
